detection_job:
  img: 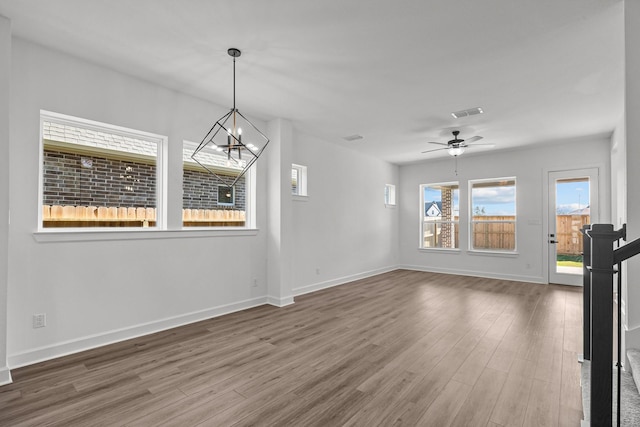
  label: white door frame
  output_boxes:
[547,168,599,286]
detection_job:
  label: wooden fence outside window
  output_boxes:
[425,214,589,253]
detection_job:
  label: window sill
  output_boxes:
[418,248,461,253]
[33,228,259,243]
[468,250,519,258]
[385,204,396,209]
[292,195,309,202]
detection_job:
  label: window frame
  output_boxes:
[217,185,235,206]
[291,163,308,197]
[419,181,460,251]
[468,177,517,253]
[385,184,396,206]
[38,110,167,231]
[182,139,256,229]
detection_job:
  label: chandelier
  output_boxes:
[191,48,269,187]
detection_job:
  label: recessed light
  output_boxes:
[451,107,484,119]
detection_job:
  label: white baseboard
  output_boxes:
[7,264,543,371]
[399,264,546,284]
[8,296,269,370]
[0,366,12,386]
[292,265,398,297]
[267,295,295,307]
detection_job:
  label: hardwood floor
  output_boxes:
[0,270,583,426]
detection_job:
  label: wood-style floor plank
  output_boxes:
[0,270,583,426]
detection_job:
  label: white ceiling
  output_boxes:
[0,0,625,164]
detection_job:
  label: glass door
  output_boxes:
[548,168,598,286]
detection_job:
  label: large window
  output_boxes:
[40,111,164,229]
[183,141,249,227]
[421,182,459,249]
[470,178,516,251]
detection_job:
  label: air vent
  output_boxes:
[451,107,483,119]
[343,134,364,142]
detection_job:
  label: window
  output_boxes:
[292,163,307,196]
[183,141,249,227]
[421,182,459,249]
[217,185,235,206]
[470,178,516,251]
[40,111,165,229]
[385,184,396,206]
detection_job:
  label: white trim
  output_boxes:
[292,266,398,296]
[418,247,461,254]
[39,110,168,231]
[385,183,397,206]
[33,228,260,242]
[0,367,12,386]
[292,195,309,202]
[8,296,270,369]
[469,177,517,253]
[420,181,460,250]
[467,250,520,258]
[399,264,546,284]
[546,167,599,286]
[291,163,308,196]
[267,295,295,307]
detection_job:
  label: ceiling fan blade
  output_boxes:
[464,136,483,144]
[464,143,495,148]
[421,147,449,153]
[427,141,448,146]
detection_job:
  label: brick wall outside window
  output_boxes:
[43,148,246,210]
[43,149,156,208]
[183,168,245,210]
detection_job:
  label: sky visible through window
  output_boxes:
[424,187,459,216]
[424,179,588,216]
[472,184,515,216]
[556,179,589,214]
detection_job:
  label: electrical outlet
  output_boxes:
[33,313,46,329]
[315,268,320,275]
[252,278,258,288]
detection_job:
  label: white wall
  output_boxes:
[623,0,640,349]
[290,132,399,295]
[0,15,11,385]
[5,37,401,370]
[399,137,611,283]
[7,38,270,368]
[266,118,294,306]
[610,122,627,231]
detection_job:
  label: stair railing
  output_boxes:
[583,223,640,426]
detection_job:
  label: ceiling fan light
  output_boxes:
[449,146,465,156]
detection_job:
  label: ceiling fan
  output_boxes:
[422,130,494,157]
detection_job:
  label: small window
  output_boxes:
[183,141,248,227]
[470,178,516,252]
[292,164,308,196]
[40,111,165,229]
[421,182,459,249]
[217,185,235,206]
[385,184,396,206]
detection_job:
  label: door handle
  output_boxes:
[549,240,558,244]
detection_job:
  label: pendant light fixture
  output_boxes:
[191,48,269,187]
